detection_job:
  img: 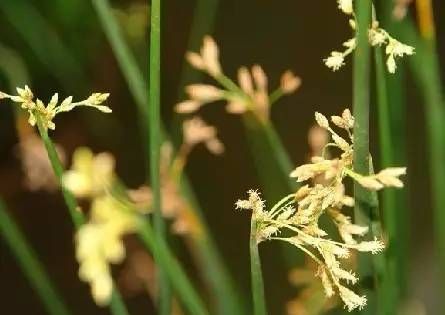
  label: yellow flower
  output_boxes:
[63,147,115,198]
[75,194,141,306]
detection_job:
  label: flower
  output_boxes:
[325,2,414,73]
[182,117,225,155]
[280,71,302,94]
[175,36,301,122]
[63,148,115,198]
[236,109,406,311]
[75,195,141,306]
[324,52,345,71]
[337,0,353,15]
[0,86,111,130]
[385,38,415,73]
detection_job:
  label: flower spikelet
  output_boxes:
[236,108,406,311]
[175,36,301,122]
[325,1,414,73]
[0,86,111,130]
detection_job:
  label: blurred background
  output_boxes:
[0,0,444,314]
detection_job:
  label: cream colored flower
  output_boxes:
[385,38,415,73]
[0,86,111,130]
[237,108,406,312]
[337,0,353,15]
[324,52,345,71]
[325,4,414,74]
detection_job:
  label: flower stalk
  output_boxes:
[148,0,172,313]
[35,119,129,315]
[398,6,445,300]
[92,2,243,314]
[374,45,399,314]
[352,0,376,313]
[250,217,268,315]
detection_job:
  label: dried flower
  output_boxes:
[280,71,302,94]
[182,117,225,155]
[175,36,301,122]
[0,86,111,130]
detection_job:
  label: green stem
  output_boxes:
[374,47,398,314]
[92,2,244,314]
[139,223,209,315]
[0,200,72,315]
[149,0,172,313]
[91,0,150,166]
[243,114,302,270]
[35,117,129,315]
[378,0,410,300]
[398,17,445,296]
[353,1,375,314]
[250,218,267,315]
[36,117,84,228]
[176,0,219,100]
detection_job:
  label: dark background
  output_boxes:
[0,0,444,314]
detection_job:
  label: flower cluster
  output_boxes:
[63,148,144,306]
[0,86,111,130]
[175,36,301,122]
[129,116,224,236]
[324,0,414,73]
[236,109,406,311]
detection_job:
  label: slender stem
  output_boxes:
[353,1,375,313]
[250,217,267,315]
[36,117,84,228]
[149,0,171,313]
[91,0,150,166]
[398,12,445,299]
[139,223,210,315]
[378,0,409,299]
[35,117,129,315]
[0,200,72,315]
[374,46,398,314]
[92,3,244,314]
[268,88,284,105]
[243,112,303,271]
[175,0,219,101]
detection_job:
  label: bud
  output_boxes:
[280,70,301,94]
